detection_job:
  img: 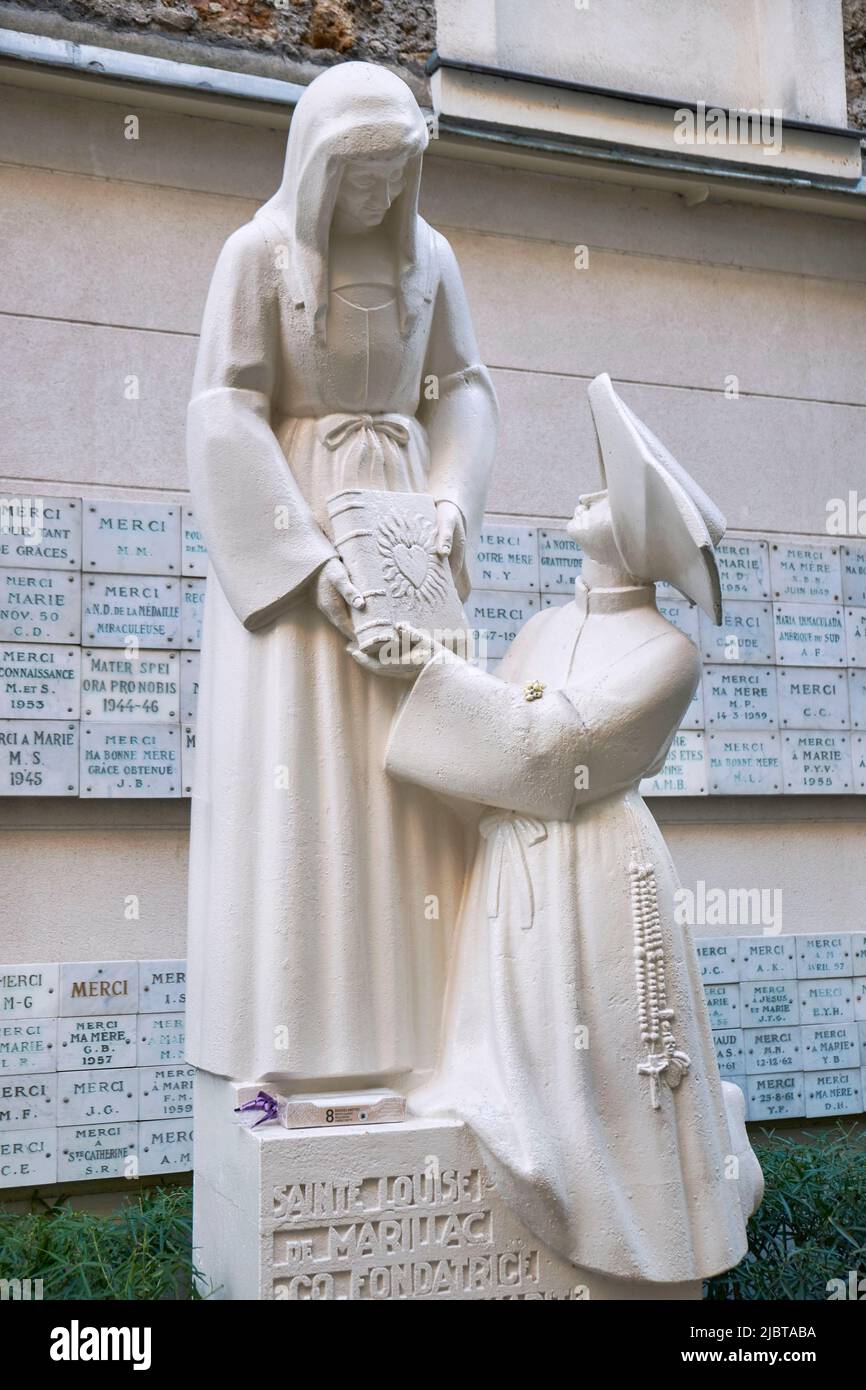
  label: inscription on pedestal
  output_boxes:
[269,1163,579,1301]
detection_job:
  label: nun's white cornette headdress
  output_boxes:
[256,62,430,344]
[588,373,726,624]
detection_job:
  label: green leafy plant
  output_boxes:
[706,1125,866,1300]
[0,1184,203,1300]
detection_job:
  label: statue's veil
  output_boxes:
[257,62,431,343]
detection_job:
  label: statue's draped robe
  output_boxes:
[387,583,761,1282]
[186,205,496,1081]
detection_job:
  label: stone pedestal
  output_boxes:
[193,1073,702,1302]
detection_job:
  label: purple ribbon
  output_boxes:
[234,1090,279,1128]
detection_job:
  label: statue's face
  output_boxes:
[335,155,409,227]
[567,490,621,565]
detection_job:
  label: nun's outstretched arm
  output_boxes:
[418,234,499,598]
[384,631,700,819]
[187,222,336,631]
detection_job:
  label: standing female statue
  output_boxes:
[186,63,497,1083]
[379,376,763,1286]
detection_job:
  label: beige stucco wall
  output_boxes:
[436,0,850,126]
[2,76,865,965]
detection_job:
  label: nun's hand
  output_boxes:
[349,625,440,680]
[314,557,364,639]
[434,500,466,579]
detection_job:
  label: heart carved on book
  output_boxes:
[377,512,449,606]
[392,541,429,590]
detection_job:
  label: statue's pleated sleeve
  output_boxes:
[187,222,336,630]
[419,233,499,598]
[385,632,700,820]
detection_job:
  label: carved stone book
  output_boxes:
[326,488,467,652]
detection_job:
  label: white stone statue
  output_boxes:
[186,62,498,1084]
[376,375,763,1286]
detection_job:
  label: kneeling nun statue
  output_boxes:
[376,373,764,1288]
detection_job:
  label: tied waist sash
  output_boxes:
[478,811,548,932]
[319,412,415,489]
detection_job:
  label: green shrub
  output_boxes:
[706,1125,866,1300]
[0,1185,200,1301]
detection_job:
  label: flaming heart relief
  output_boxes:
[377,512,449,605]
